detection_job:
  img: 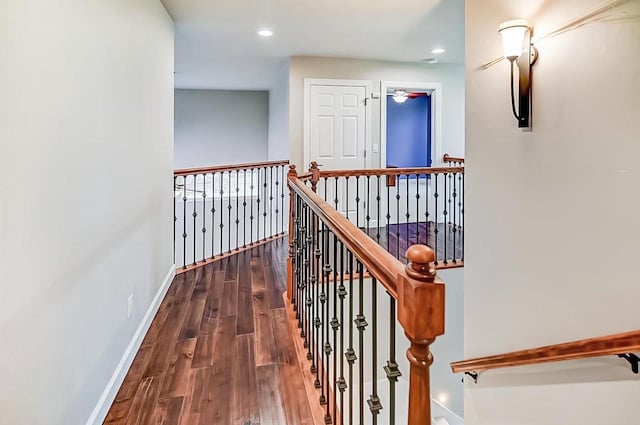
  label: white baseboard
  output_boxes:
[85,264,176,425]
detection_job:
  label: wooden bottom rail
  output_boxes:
[176,233,287,275]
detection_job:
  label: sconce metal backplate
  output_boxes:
[516,29,534,129]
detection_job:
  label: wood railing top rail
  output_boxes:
[174,159,289,177]
[289,175,404,298]
[442,154,465,163]
[451,329,640,374]
[314,165,464,179]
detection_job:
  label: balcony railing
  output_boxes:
[173,160,289,273]
[287,164,447,425]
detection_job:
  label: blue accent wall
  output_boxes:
[386,95,431,168]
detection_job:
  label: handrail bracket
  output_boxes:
[617,353,640,374]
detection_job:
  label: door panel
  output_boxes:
[308,83,368,223]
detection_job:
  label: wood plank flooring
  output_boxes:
[367,221,463,264]
[104,237,315,425]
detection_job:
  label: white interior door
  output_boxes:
[305,80,370,223]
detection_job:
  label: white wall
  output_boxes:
[465,1,640,424]
[0,1,174,424]
[288,56,465,169]
[174,89,269,169]
[268,59,291,161]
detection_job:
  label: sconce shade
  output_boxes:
[498,20,529,59]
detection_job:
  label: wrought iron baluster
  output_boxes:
[219,171,224,254]
[368,276,381,423]
[366,175,371,236]
[173,176,177,265]
[443,171,448,264]
[250,168,255,245]
[384,294,401,425]
[386,180,391,252]
[269,165,274,238]
[395,185,400,260]
[211,173,216,258]
[228,171,233,253]
[462,171,465,262]
[346,250,356,425]
[416,174,421,246]
[337,240,346,424]
[202,174,207,262]
[234,170,239,251]
[331,231,339,423]
[355,176,360,228]
[263,166,268,241]
[405,174,410,254]
[257,167,261,243]
[452,171,457,264]
[376,176,381,244]
[356,260,367,425]
[182,175,187,269]
[323,229,332,423]
[313,220,321,385]
[345,176,350,225]
[319,222,327,405]
[193,174,198,265]
[274,165,280,236]
[434,173,439,266]
[334,176,339,213]
[243,169,247,248]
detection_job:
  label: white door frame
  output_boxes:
[303,78,373,170]
[380,81,443,168]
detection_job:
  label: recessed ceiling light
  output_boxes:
[258,29,273,37]
[431,48,446,54]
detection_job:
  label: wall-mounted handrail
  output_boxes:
[451,330,640,375]
[174,159,289,177]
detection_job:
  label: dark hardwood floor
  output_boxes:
[104,237,315,425]
[367,221,463,264]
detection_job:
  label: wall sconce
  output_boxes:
[498,20,538,128]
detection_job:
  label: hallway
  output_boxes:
[104,238,315,424]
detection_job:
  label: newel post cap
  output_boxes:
[405,245,436,282]
[288,164,298,177]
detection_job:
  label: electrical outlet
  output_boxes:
[372,144,379,153]
[127,293,134,319]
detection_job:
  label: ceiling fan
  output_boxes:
[390,89,429,104]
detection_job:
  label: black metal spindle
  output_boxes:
[434,173,439,266]
[228,171,233,253]
[345,176,350,225]
[211,173,216,258]
[257,167,261,243]
[173,176,177,265]
[462,171,465,262]
[384,295,401,425]
[416,174,421,246]
[443,171,448,264]
[219,172,224,254]
[337,240,346,424]
[323,229,332,423]
[275,166,280,236]
[235,170,240,251]
[395,187,400,260]
[366,176,371,236]
[376,176,381,244]
[250,168,255,245]
[319,221,327,405]
[386,180,391,252]
[314,221,322,386]
[192,174,198,265]
[368,276,381,423]
[202,174,206,262]
[270,166,274,238]
[452,171,457,264]
[346,250,356,425]
[355,176,360,228]
[332,231,339,423]
[243,169,247,248]
[182,175,187,269]
[263,166,268,241]
[405,174,410,253]
[356,260,367,425]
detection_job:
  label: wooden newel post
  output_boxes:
[397,245,445,425]
[287,165,298,302]
[309,161,320,193]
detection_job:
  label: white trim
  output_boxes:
[380,81,443,168]
[85,265,176,425]
[303,78,373,170]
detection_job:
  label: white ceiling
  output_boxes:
[161,0,464,90]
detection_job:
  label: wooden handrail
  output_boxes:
[289,172,404,298]
[174,159,289,176]
[442,153,464,164]
[451,330,640,374]
[314,165,463,179]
